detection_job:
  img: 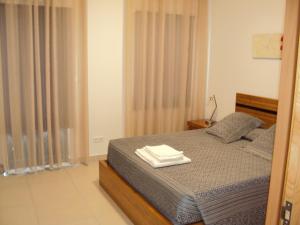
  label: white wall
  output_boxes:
[88,0,124,156]
[206,0,286,120]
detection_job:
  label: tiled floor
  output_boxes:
[0,161,134,225]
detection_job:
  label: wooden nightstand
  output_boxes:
[187,119,215,130]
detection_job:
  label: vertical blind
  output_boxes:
[0,0,88,171]
[125,0,208,136]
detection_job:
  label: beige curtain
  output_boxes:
[0,0,88,171]
[125,0,208,137]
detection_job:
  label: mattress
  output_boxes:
[108,129,271,225]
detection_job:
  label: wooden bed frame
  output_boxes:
[99,160,204,225]
[236,93,278,128]
[99,93,278,225]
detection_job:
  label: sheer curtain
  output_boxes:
[0,0,88,173]
[124,0,208,137]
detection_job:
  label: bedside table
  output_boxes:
[187,119,215,130]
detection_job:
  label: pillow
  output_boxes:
[206,112,263,143]
[244,125,276,160]
[243,128,266,141]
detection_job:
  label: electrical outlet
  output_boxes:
[93,136,104,143]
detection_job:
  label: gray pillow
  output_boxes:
[206,112,263,143]
[243,128,266,141]
[244,125,276,160]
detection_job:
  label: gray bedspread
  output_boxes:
[107,129,271,225]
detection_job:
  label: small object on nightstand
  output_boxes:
[187,119,216,130]
[205,95,218,126]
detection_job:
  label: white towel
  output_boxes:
[143,146,183,163]
[144,145,183,162]
[135,148,191,168]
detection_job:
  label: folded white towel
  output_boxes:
[144,145,183,160]
[135,148,191,168]
[142,145,183,163]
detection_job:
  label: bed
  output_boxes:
[99,93,278,225]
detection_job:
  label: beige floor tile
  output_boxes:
[29,183,84,208]
[0,185,33,207]
[65,163,98,182]
[71,176,99,193]
[62,218,100,225]
[0,175,27,187]
[0,206,38,225]
[84,189,112,209]
[88,186,133,225]
[69,176,107,208]
[91,204,133,225]
[33,193,86,210]
[26,169,70,185]
[1,163,133,225]
[27,170,83,208]
[36,203,95,225]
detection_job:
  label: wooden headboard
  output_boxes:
[235,93,278,128]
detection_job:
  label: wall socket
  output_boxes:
[93,136,104,143]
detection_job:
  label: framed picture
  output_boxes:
[253,33,283,59]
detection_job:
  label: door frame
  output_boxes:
[265,0,300,224]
